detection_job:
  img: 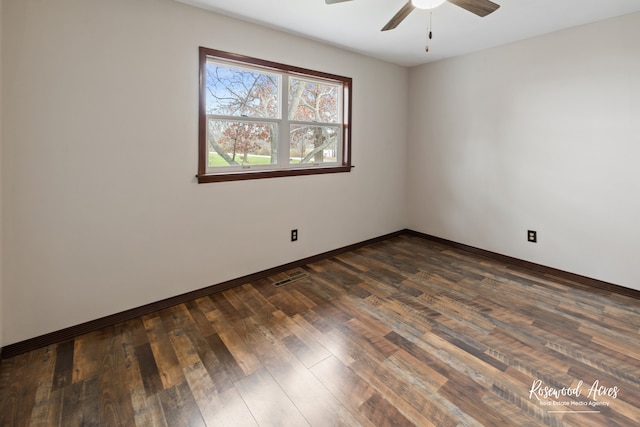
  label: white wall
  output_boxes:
[1,0,408,345]
[408,13,640,290]
[0,0,4,350]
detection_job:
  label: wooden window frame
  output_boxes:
[197,47,352,183]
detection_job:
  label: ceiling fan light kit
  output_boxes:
[412,0,447,10]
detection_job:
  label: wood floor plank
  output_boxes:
[45,388,65,426]
[382,352,480,427]
[344,317,397,359]
[72,331,101,383]
[169,328,257,426]
[301,320,441,426]
[119,321,169,427]
[309,355,377,426]
[158,381,205,427]
[585,326,640,362]
[183,327,237,395]
[27,346,57,425]
[61,377,100,427]
[233,282,281,316]
[311,304,396,366]
[208,292,249,324]
[142,314,185,390]
[97,328,137,426]
[185,299,217,337]
[52,340,75,391]
[203,298,264,377]
[0,352,36,426]
[280,329,331,369]
[482,385,559,427]
[240,311,362,426]
[360,391,415,427]
[138,392,169,427]
[137,341,165,399]
[362,356,440,424]
[2,234,640,426]
[235,368,309,427]
[385,331,516,426]
[205,333,249,382]
[289,312,357,367]
[161,304,197,334]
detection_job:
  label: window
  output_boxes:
[197,47,352,183]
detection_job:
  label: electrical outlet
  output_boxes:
[291,229,298,242]
[528,230,537,243]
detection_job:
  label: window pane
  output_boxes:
[207,119,277,167]
[288,78,339,123]
[205,61,280,119]
[290,125,338,164]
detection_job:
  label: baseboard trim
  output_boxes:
[3,229,638,359]
[0,230,405,359]
[406,230,640,300]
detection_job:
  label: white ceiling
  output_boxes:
[176,0,640,67]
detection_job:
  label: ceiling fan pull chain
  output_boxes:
[429,11,433,39]
[425,11,433,53]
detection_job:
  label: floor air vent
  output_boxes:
[273,270,308,287]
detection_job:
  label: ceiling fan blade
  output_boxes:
[325,0,353,4]
[381,1,415,31]
[447,0,500,17]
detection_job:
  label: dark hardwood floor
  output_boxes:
[1,234,639,426]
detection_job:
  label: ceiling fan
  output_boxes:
[326,0,500,31]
